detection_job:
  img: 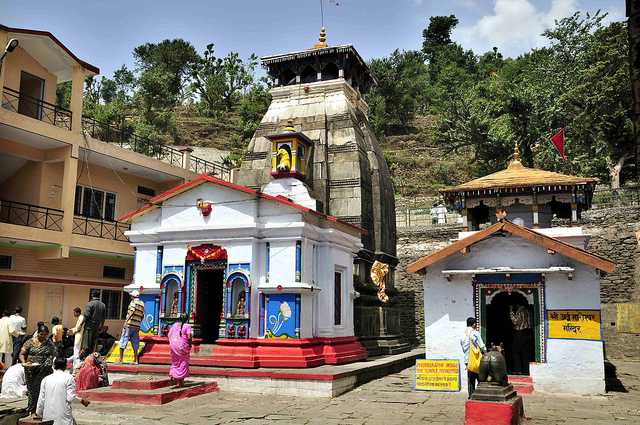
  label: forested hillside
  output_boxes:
[60,11,633,198]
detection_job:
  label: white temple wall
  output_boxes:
[162,244,188,268]
[133,245,158,287]
[422,235,605,395]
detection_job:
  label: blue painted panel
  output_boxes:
[228,263,250,274]
[263,293,300,339]
[139,294,158,334]
[474,273,542,284]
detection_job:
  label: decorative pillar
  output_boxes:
[338,68,344,78]
[317,71,322,81]
[571,202,578,224]
[462,208,469,231]
[532,204,539,228]
[180,147,193,170]
[295,240,302,282]
[70,65,85,133]
[265,242,270,283]
[156,246,164,283]
[295,74,301,84]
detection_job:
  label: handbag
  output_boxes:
[467,335,481,373]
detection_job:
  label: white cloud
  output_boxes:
[455,0,580,56]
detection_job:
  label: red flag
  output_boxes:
[550,128,565,159]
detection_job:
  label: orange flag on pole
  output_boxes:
[550,128,565,160]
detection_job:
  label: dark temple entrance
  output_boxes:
[486,291,535,375]
[195,268,224,343]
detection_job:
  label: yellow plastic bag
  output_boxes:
[467,336,481,373]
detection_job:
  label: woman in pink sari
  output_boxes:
[75,354,100,391]
[168,316,192,388]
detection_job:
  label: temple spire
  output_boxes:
[508,142,524,169]
[313,27,328,49]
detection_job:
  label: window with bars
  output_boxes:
[90,288,131,320]
[74,185,117,221]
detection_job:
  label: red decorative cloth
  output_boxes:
[186,244,228,262]
[550,128,565,159]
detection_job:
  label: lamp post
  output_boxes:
[0,38,19,74]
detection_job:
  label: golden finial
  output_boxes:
[283,119,295,132]
[508,142,523,169]
[313,27,328,49]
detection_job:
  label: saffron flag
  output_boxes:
[550,128,565,159]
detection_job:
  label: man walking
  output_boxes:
[35,357,90,425]
[118,290,145,364]
[510,302,532,375]
[0,310,17,368]
[460,317,486,398]
[80,290,106,359]
[9,306,26,364]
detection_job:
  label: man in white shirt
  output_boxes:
[9,306,26,364]
[460,317,486,398]
[0,310,17,367]
[35,357,90,425]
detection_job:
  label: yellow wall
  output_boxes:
[0,160,43,206]
[3,46,58,105]
[76,162,171,218]
[0,246,131,331]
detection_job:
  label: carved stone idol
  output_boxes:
[471,346,518,402]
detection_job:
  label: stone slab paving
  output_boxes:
[2,359,639,424]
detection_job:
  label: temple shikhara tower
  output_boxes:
[407,149,616,395]
[235,29,405,354]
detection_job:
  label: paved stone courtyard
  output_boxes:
[1,359,639,424]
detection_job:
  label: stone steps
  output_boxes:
[508,375,534,394]
[79,378,218,405]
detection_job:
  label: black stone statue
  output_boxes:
[471,345,518,402]
[478,345,509,386]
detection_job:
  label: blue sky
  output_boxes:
[1,0,625,78]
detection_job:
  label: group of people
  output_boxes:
[461,302,533,397]
[0,290,113,424]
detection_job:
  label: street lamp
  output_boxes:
[0,38,19,74]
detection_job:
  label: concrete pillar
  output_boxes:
[70,65,85,133]
[532,204,539,228]
[0,30,8,101]
[571,202,578,224]
[180,147,193,170]
[60,145,78,257]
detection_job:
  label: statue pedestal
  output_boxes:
[464,396,524,425]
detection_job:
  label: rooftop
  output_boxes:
[440,154,597,194]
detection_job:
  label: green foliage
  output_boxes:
[190,44,258,115]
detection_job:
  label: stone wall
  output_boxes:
[394,225,462,345]
[579,206,640,359]
[394,206,640,358]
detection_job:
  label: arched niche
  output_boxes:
[300,65,317,84]
[160,273,183,318]
[226,271,250,318]
[322,62,339,81]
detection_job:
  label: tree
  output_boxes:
[422,15,458,62]
[191,44,258,115]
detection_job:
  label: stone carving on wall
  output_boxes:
[370,261,390,303]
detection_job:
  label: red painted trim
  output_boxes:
[465,397,524,425]
[0,24,99,74]
[118,174,366,234]
[112,378,173,390]
[134,336,367,369]
[0,274,126,288]
[80,381,218,405]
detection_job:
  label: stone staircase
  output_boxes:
[79,377,218,405]
[508,375,534,394]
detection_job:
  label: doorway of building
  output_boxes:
[485,291,535,375]
[195,268,224,343]
[18,71,45,120]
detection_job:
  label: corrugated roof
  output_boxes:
[440,158,597,193]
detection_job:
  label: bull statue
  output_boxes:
[478,344,509,386]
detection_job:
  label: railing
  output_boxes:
[2,87,72,130]
[72,215,130,242]
[81,116,231,180]
[81,116,184,167]
[0,200,64,231]
[189,155,231,180]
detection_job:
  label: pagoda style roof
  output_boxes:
[440,157,597,195]
[405,220,615,274]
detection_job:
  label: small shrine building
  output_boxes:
[407,152,615,395]
[117,128,368,367]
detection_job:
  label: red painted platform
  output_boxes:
[138,336,368,368]
[79,378,218,405]
[508,375,534,395]
[465,396,524,425]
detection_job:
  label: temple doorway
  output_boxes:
[485,291,535,375]
[195,268,224,343]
